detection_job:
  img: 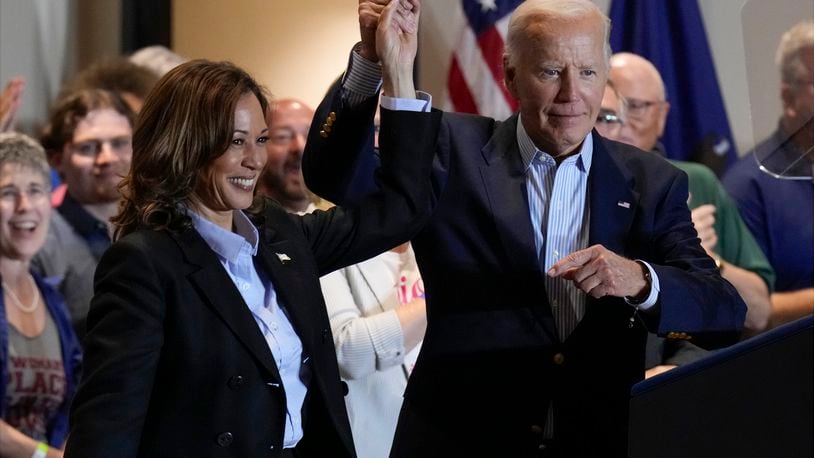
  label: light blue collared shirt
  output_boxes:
[518,117,594,341]
[516,117,660,341]
[189,210,307,449]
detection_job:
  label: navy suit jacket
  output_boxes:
[303,88,746,457]
[64,109,440,458]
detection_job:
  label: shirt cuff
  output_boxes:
[366,310,407,370]
[381,91,432,112]
[625,260,660,310]
[342,43,383,107]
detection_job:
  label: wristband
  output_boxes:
[625,260,652,305]
[32,442,49,458]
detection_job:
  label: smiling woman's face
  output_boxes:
[0,163,51,262]
[192,93,268,227]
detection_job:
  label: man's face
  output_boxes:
[782,48,814,151]
[608,59,669,152]
[56,108,133,205]
[504,13,608,157]
[595,85,625,140]
[260,100,314,209]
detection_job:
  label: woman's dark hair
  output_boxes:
[112,59,268,240]
[40,89,135,159]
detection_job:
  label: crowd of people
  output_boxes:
[0,0,810,456]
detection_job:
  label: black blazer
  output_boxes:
[303,86,747,457]
[64,109,440,458]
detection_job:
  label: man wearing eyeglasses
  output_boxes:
[257,99,322,214]
[600,57,775,375]
[32,89,134,337]
[302,0,747,455]
[723,20,814,329]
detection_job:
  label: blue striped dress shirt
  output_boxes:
[518,117,593,341]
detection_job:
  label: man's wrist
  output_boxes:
[344,44,383,98]
[626,260,652,304]
[357,42,378,63]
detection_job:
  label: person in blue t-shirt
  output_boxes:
[724,20,814,329]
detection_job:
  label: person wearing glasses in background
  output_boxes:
[724,21,814,329]
[598,54,775,377]
[32,90,134,339]
[302,0,747,455]
[63,0,436,452]
[258,99,328,215]
[257,97,427,458]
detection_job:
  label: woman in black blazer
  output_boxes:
[63,24,436,457]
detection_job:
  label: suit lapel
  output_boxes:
[580,133,639,327]
[479,115,559,341]
[254,238,317,350]
[588,133,638,254]
[173,229,282,382]
[479,115,539,273]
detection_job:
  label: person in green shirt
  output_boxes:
[595,54,775,377]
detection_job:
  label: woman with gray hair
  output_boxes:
[0,132,81,458]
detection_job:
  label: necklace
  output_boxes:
[2,274,39,313]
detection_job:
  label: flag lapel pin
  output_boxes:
[275,253,292,264]
[617,200,631,209]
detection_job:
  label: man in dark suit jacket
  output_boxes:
[303,0,746,456]
[63,8,439,454]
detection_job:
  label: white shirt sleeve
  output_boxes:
[625,260,661,311]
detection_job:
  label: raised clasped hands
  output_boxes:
[358,0,420,98]
[547,244,648,299]
[358,0,388,62]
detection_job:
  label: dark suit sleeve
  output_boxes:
[65,238,165,458]
[302,80,380,206]
[298,107,440,277]
[648,170,747,348]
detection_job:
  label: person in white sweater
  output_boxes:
[320,242,426,458]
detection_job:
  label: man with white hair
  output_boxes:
[606,53,775,332]
[600,54,775,380]
[305,0,746,455]
[724,20,814,329]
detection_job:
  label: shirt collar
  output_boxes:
[57,193,109,239]
[188,209,259,262]
[516,114,594,174]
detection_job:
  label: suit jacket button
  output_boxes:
[341,380,349,396]
[216,432,233,447]
[530,424,543,435]
[227,375,244,389]
[552,353,565,365]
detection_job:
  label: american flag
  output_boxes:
[445,0,523,120]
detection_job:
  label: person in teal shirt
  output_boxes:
[595,54,775,376]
